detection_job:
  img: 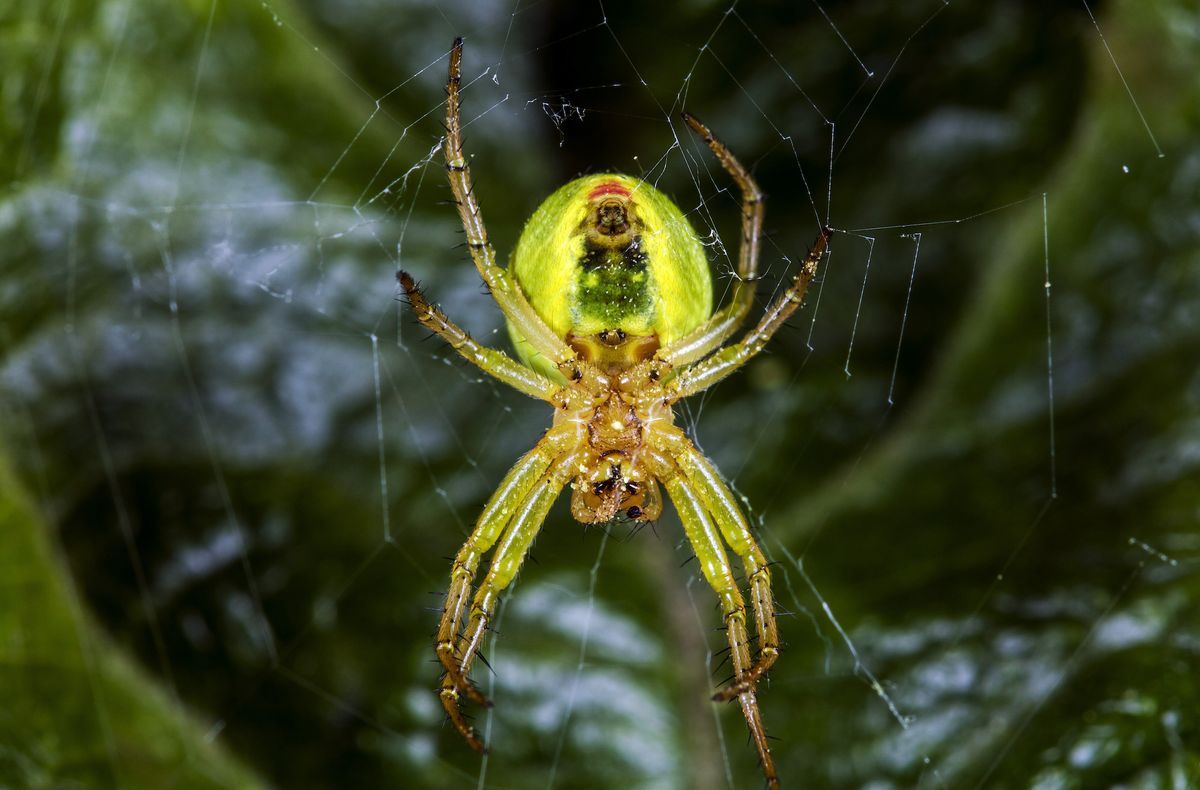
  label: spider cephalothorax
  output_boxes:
[555,360,669,523]
[399,39,830,789]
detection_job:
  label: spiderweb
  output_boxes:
[1,0,1197,788]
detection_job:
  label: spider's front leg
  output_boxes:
[659,428,781,697]
[435,434,566,690]
[436,449,577,750]
[647,448,780,789]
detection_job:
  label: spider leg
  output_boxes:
[657,112,765,368]
[436,429,572,694]
[657,427,779,698]
[667,225,831,402]
[439,449,578,751]
[398,271,561,401]
[647,448,779,789]
[443,39,582,380]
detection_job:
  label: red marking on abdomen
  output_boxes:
[588,181,631,200]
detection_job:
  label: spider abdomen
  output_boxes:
[507,174,712,379]
[573,240,654,335]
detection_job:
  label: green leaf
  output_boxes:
[0,455,265,788]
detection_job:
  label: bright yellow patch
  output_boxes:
[507,174,712,379]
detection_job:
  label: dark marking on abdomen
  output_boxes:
[575,238,653,328]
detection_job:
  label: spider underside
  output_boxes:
[399,38,830,790]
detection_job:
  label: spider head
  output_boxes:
[569,449,663,523]
[507,174,713,380]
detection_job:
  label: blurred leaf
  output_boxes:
[0,454,265,788]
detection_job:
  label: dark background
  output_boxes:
[2,0,1198,787]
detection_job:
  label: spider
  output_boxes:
[399,39,830,789]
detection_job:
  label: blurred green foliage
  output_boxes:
[1,0,1198,788]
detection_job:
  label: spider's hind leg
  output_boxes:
[398,271,559,402]
[440,38,580,378]
[655,112,766,368]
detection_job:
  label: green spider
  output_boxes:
[399,39,829,789]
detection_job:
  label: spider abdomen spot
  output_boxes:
[573,244,654,334]
[507,174,712,379]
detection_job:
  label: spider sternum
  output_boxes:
[552,360,673,523]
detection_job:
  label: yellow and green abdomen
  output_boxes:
[507,174,712,376]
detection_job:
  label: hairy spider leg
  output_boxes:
[667,225,831,402]
[435,428,574,713]
[649,449,779,789]
[659,428,780,697]
[398,271,559,402]
[443,38,582,380]
[657,112,765,368]
[439,452,578,750]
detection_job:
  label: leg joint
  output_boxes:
[748,564,771,584]
[722,605,748,625]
